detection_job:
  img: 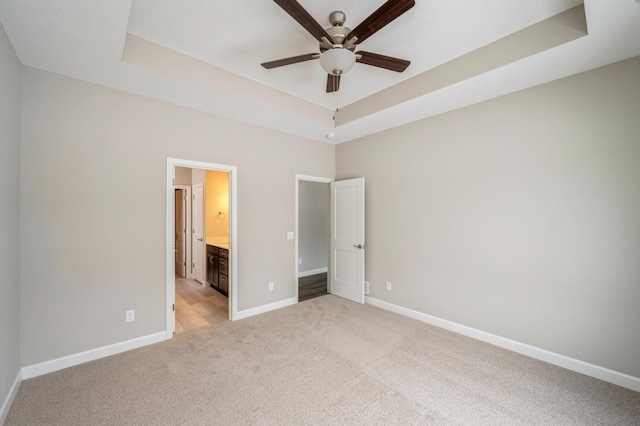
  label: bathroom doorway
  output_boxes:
[166,158,238,336]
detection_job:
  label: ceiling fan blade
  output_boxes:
[261,53,318,69]
[347,0,415,45]
[356,51,410,72]
[326,74,341,93]
[273,0,332,42]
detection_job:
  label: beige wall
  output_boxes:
[174,166,191,186]
[19,67,334,366]
[298,181,329,273]
[0,21,21,413]
[206,170,229,239]
[336,56,640,378]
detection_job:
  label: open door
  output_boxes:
[175,189,187,277]
[330,178,365,304]
[192,183,205,284]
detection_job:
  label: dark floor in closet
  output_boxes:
[298,272,328,301]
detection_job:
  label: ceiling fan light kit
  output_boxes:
[319,48,356,76]
[262,0,415,93]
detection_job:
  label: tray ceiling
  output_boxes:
[1,0,639,143]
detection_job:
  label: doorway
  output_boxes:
[166,158,238,336]
[295,174,366,305]
[174,169,230,333]
[296,175,332,302]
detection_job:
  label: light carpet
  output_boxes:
[6,295,640,425]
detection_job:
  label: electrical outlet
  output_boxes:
[287,232,294,240]
[364,281,370,295]
[386,281,392,291]
[269,282,274,291]
[125,310,135,322]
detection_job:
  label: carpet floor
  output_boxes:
[6,295,640,425]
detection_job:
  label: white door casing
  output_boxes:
[175,189,187,277]
[192,183,205,284]
[167,158,238,335]
[330,178,365,304]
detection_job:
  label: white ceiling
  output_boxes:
[1,0,639,144]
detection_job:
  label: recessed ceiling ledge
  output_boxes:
[122,34,333,130]
[335,4,588,127]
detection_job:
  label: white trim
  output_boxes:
[0,369,22,425]
[234,297,298,321]
[298,267,328,278]
[167,158,239,330]
[21,332,169,380]
[296,174,335,183]
[365,297,640,393]
[295,175,333,301]
[166,162,176,333]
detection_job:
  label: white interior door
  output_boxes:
[192,183,205,284]
[175,189,187,277]
[330,178,365,304]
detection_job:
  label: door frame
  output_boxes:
[175,185,191,279]
[166,158,238,335]
[295,174,333,300]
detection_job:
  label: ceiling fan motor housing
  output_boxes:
[329,10,346,26]
[321,11,354,51]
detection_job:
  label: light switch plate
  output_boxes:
[287,231,294,240]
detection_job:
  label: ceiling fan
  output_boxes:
[261,0,415,93]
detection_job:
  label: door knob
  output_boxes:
[353,244,364,249]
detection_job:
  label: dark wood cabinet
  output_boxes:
[218,248,228,295]
[206,244,228,297]
[206,245,218,287]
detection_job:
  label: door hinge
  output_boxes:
[193,194,195,200]
[172,179,175,186]
[172,304,175,312]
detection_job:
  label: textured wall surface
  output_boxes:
[0,20,21,417]
[299,181,329,273]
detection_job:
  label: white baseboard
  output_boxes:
[235,297,298,320]
[0,369,22,425]
[365,296,640,393]
[298,267,328,278]
[21,331,170,380]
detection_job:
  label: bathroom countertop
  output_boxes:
[206,238,229,250]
